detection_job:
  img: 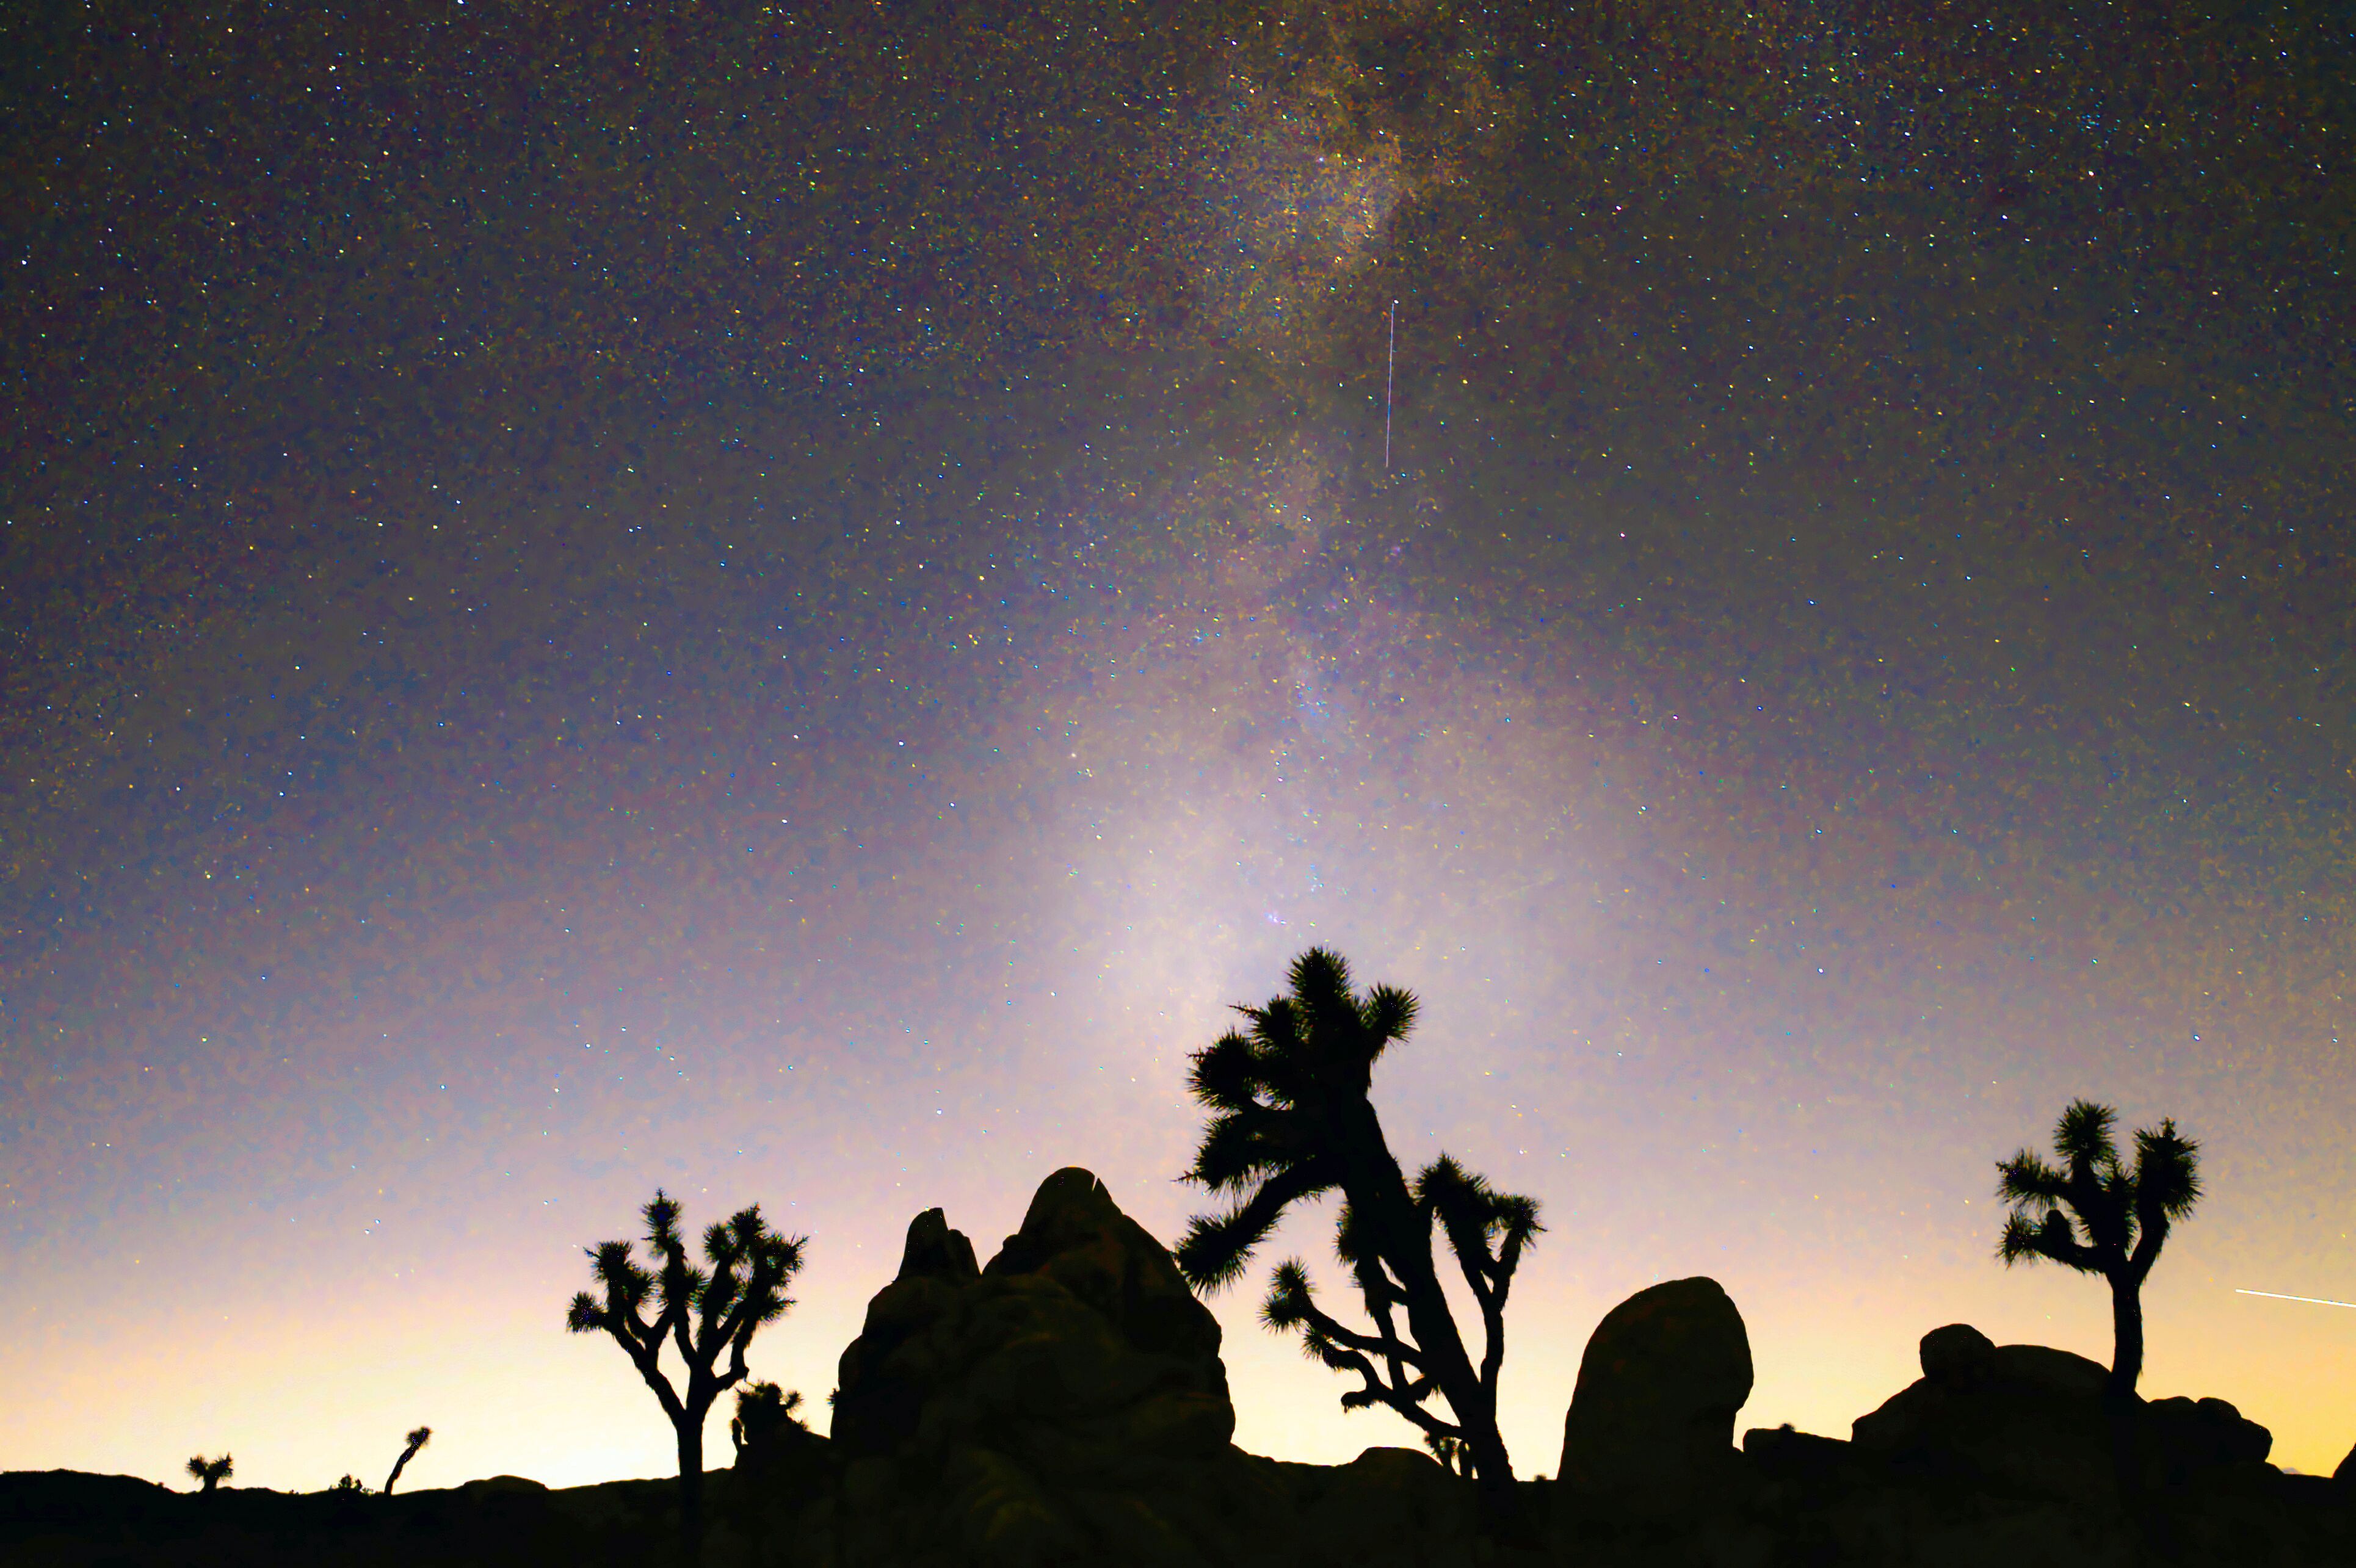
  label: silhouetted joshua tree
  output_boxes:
[185,1454,233,1494]
[567,1190,805,1563]
[1176,948,1541,1510]
[1996,1098,2203,1396]
[383,1425,432,1495]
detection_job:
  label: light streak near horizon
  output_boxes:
[2235,1289,2356,1310]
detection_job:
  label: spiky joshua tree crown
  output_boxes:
[1996,1099,2202,1279]
[565,1190,805,1392]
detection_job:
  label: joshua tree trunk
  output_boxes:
[1391,1209,1516,1514]
[675,1415,707,1564]
[385,1428,432,1495]
[1346,1104,1521,1528]
[2108,1271,2145,1397]
[1374,1188,1501,1455]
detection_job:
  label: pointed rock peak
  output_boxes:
[987,1166,1126,1277]
[897,1207,979,1284]
[1005,1166,1123,1256]
[984,1166,1222,1359]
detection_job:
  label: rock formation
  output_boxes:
[1915,1321,1997,1387]
[801,1168,1305,1567]
[1851,1328,2126,1502]
[1853,1323,2277,1504]
[1729,1322,2353,1567]
[1557,1275,1753,1518]
[10,1178,2354,1567]
[1289,1447,1481,1568]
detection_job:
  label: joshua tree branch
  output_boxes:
[1340,1241,1425,1396]
[1307,1328,1454,1437]
[2028,1220,2107,1275]
[1426,1208,1508,1395]
[1475,1269,1508,1396]
[719,1249,793,1346]
[665,1274,702,1367]
[2060,1161,2128,1257]
[2126,1122,2199,1283]
[2125,1212,2169,1284]
[1996,1151,2070,1206]
[1176,1162,1333,1290]
[1477,1219,1532,1396]
[1492,1219,1528,1305]
[1443,1213,1497,1315]
[606,1315,689,1425]
[1282,1281,1427,1370]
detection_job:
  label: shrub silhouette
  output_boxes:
[728,1381,806,1463]
[383,1425,432,1495]
[567,1189,805,1561]
[184,1454,233,1494]
[728,1380,813,1567]
[1996,1099,2203,1395]
[1423,1430,1474,1478]
[1175,948,1540,1507]
[331,1473,371,1494]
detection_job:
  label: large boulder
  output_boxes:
[1916,1323,1997,1388]
[2140,1396,2271,1483]
[1851,1324,2275,1508]
[1558,1276,1753,1516]
[800,1168,1300,1567]
[1851,1328,2123,1502]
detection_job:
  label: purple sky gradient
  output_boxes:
[5,0,2349,1492]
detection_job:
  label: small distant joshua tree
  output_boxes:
[185,1453,233,1494]
[384,1425,433,1495]
[1176,948,1541,1516]
[568,1190,805,1561]
[1996,1098,2203,1396]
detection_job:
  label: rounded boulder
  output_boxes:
[1558,1276,1753,1514]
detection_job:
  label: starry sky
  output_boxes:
[4,0,2351,1492]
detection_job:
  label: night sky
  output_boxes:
[5,0,2350,1492]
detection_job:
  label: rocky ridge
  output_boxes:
[6,1167,2351,1567]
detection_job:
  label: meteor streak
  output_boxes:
[1385,298,1395,474]
[2235,1288,2356,1309]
